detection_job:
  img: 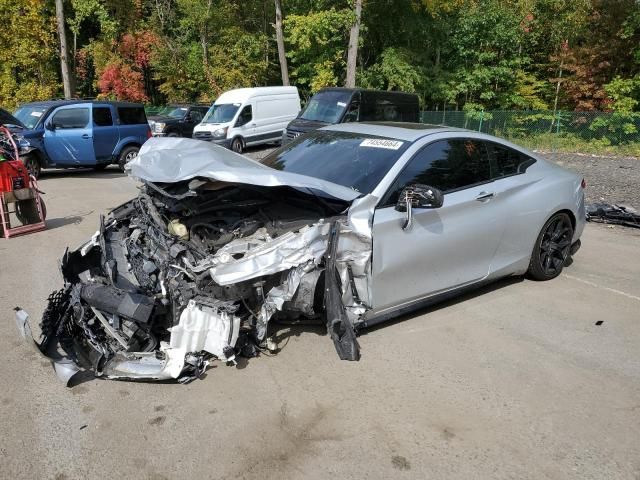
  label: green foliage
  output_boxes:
[2,0,640,148]
[360,48,423,93]
[285,8,353,92]
[0,0,59,108]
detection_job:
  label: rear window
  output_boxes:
[93,107,113,126]
[117,107,147,125]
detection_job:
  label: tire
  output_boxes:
[167,131,180,138]
[527,212,574,281]
[22,154,41,179]
[16,197,46,224]
[117,145,140,172]
[231,137,243,154]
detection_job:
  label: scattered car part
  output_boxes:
[586,203,640,229]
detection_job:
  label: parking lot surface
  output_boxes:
[1,165,639,480]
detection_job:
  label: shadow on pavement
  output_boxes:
[39,167,126,180]
[46,214,88,230]
[360,275,526,336]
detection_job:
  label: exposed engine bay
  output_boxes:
[16,159,375,384]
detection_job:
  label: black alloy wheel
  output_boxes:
[528,212,574,280]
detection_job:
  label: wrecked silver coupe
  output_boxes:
[17,124,586,384]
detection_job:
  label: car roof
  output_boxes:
[321,121,467,142]
[18,100,143,108]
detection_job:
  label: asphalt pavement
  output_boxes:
[1,164,639,480]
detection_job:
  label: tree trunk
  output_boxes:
[345,0,362,88]
[201,0,213,72]
[55,0,73,98]
[551,59,564,132]
[274,0,289,86]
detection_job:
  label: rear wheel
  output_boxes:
[527,212,574,281]
[22,154,41,179]
[167,131,180,137]
[117,146,140,172]
[231,137,243,154]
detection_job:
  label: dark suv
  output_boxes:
[283,88,420,144]
[13,100,151,177]
[147,104,210,137]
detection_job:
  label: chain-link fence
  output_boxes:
[145,105,169,116]
[421,110,640,156]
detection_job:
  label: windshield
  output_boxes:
[202,104,240,124]
[166,107,188,118]
[14,106,48,129]
[261,130,410,194]
[299,91,352,123]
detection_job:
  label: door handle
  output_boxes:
[81,134,92,139]
[476,191,494,201]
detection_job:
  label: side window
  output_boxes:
[383,139,492,206]
[236,105,252,126]
[93,107,113,127]
[189,109,203,123]
[375,99,399,121]
[117,107,146,125]
[343,102,359,123]
[487,142,536,178]
[51,108,89,129]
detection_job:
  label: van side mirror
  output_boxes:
[395,184,443,230]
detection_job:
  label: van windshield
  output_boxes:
[299,91,352,123]
[202,104,240,124]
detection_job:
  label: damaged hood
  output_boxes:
[129,137,361,202]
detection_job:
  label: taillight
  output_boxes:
[581,178,587,189]
[147,128,152,139]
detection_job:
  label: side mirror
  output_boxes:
[45,122,55,131]
[395,184,443,230]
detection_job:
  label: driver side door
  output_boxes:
[371,138,506,312]
[43,105,96,165]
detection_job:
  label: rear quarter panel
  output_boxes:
[489,157,585,278]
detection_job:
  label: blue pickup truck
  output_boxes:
[13,100,151,178]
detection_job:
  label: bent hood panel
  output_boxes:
[129,137,361,202]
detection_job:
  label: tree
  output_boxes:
[0,0,59,108]
[285,7,353,92]
[55,0,74,98]
[345,0,362,88]
[274,0,289,85]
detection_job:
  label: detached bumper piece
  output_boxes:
[324,222,360,361]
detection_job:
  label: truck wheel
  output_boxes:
[167,132,180,137]
[231,137,243,153]
[22,154,41,179]
[118,146,140,172]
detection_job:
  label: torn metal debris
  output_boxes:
[586,203,640,229]
[16,140,373,384]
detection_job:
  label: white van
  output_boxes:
[193,86,300,153]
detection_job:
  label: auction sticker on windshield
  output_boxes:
[360,138,404,150]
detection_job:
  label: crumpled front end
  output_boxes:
[17,176,374,385]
